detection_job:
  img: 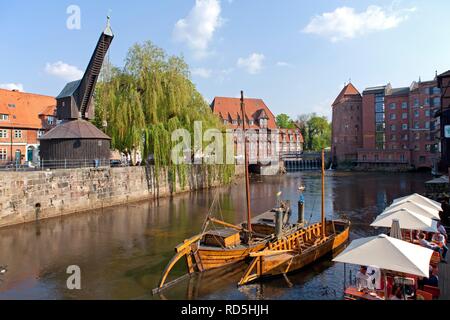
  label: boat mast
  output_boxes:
[240,91,252,234]
[321,148,326,238]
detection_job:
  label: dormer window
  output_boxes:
[0,114,9,121]
[249,120,254,126]
[8,104,16,108]
[232,120,238,125]
[223,120,228,125]
[48,116,55,125]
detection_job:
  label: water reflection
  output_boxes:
[0,172,431,300]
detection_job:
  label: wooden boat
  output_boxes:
[154,92,292,294]
[238,150,351,285]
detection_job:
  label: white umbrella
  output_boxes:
[333,234,434,277]
[371,208,438,233]
[384,201,441,220]
[393,193,441,212]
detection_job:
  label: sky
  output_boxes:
[1,0,450,120]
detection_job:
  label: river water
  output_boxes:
[0,171,431,300]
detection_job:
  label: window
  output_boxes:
[47,116,55,125]
[375,95,385,103]
[402,102,408,109]
[14,130,22,138]
[376,123,386,132]
[433,97,441,107]
[391,134,397,141]
[390,113,396,120]
[376,113,385,122]
[425,110,431,117]
[249,120,254,126]
[223,120,228,125]
[363,155,367,161]
[425,144,432,152]
[402,124,408,130]
[232,120,238,125]
[424,98,430,106]
[375,102,385,113]
[425,121,430,129]
[0,114,9,121]
[402,113,408,119]
[403,134,408,141]
[375,154,379,161]
[424,87,431,95]
[0,129,7,138]
[0,148,6,160]
[400,154,405,162]
[390,103,396,110]
[415,133,420,140]
[414,98,419,107]
[390,125,396,131]
[414,110,420,118]
[432,87,441,95]
[414,122,420,129]
[8,104,16,108]
[37,130,45,138]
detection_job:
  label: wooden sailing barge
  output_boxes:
[238,150,350,285]
[155,91,291,293]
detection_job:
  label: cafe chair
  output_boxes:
[416,289,433,300]
[423,285,440,299]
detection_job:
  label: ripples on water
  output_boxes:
[0,171,431,300]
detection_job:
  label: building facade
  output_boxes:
[332,78,441,170]
[0,89,56,164]
[211,97,303,163]
[331,83,363,164]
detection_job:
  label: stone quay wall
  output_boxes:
[0,165,244,229]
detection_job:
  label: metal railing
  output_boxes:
[0,159,118,171]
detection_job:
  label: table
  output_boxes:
[344,287,385,300]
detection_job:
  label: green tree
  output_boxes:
[276,113,295,129]
[94,41,234,185]
[296,113,331,151]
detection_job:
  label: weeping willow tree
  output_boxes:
[94,41,234,188]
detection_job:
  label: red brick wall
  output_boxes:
[362,94,376,149]
[332,95,362,162]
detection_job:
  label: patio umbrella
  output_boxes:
[393,193,442,212]
[371,208,438,233]
[384,201,441,220]
[390,219,402,239]
[333,234,434,277]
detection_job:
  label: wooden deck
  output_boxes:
[439,261,450,300]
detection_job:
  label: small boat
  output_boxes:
[238,150,351,285]
[154,92,291,294]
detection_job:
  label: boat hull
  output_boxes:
[196,242,268,271]
[239,220,350,284]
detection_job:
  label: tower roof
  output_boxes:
[332,83,361,106]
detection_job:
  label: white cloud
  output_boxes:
[0,83,24,92]
[192,68,212,78]
[237,53,265,74]
[173,0,223,58]
[303,5,416,42]
[45,61,83,81]
[276,61,292,67]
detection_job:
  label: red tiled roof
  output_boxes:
[211,97,278,130]
[332,83,361,106]
[0,89,56,129]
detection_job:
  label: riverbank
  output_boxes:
[0,165,243,229]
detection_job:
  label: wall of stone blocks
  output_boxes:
[0,165,243,228]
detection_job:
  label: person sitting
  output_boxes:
[422,270,439,288]
[432,232,448,261]
[390,284,405,300]
[418,233,441,253]
[356,266,370,291]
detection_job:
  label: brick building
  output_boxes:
[332,78,441,170]
[211,97,303,163]
[331,83,363,164]
[437,71,450,173]
[0,89,57,164]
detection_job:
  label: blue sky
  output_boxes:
[1,0,450,120]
